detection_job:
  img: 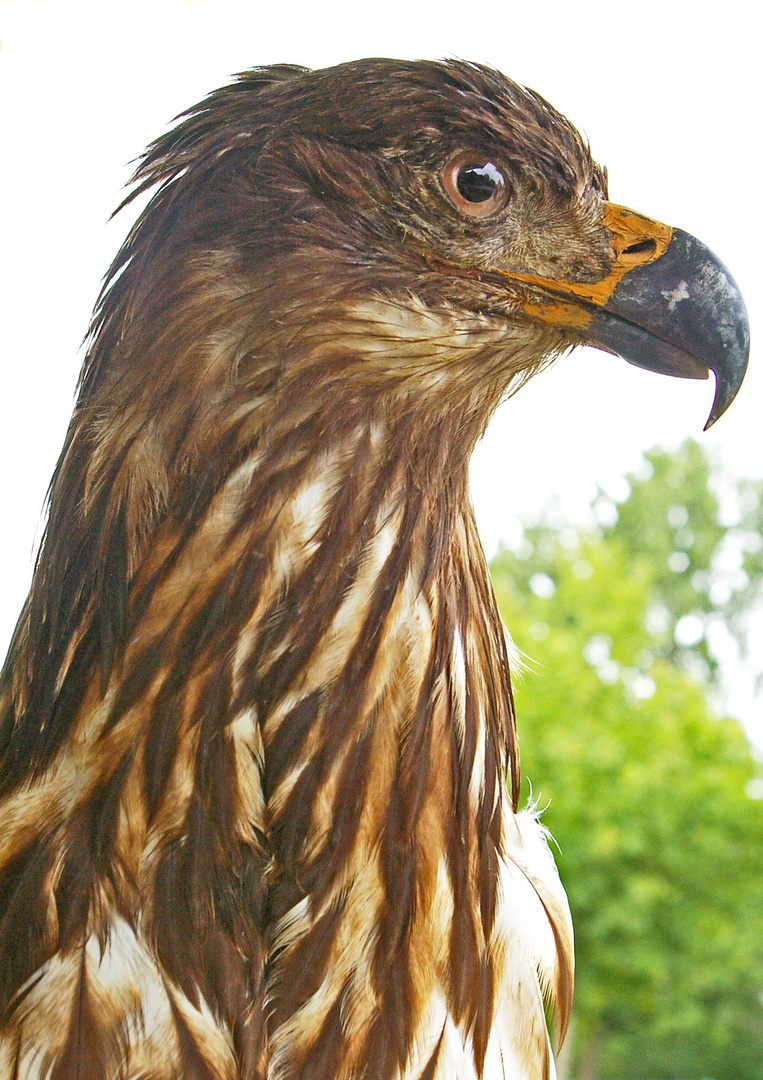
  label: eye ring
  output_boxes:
[442,152,510,218]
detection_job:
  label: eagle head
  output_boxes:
[96,57,748,450]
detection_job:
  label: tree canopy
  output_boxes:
[489,440,763,1079]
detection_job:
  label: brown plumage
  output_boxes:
[0,58,747,1080]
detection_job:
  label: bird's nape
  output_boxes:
[0,58,748,1080]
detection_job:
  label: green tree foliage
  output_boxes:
[489,440,763,1079]
[598,440,763,686]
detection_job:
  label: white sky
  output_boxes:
[0,0,760,691]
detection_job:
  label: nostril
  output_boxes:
[622,238,656,257]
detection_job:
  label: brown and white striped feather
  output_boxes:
[0,393,571,1079]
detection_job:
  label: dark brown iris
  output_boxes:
[442,152,510,217]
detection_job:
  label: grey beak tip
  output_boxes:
[704,349,749,430]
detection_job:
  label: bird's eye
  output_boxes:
[442,153,510,218]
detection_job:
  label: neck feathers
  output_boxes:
[0,298,569,1079]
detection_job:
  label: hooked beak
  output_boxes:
[493,203,750,429]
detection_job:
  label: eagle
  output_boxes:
[0,59,748,1080]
